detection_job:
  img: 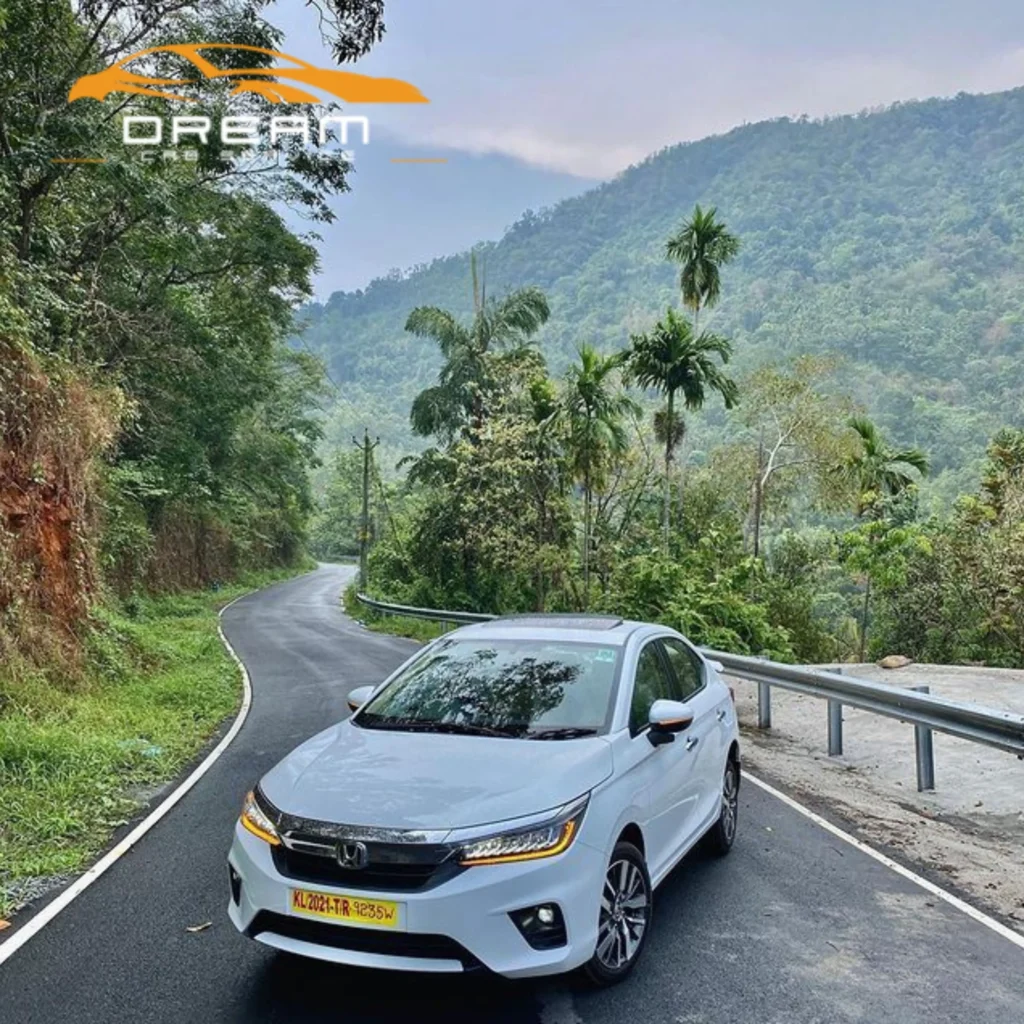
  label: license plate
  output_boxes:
[290,888,403,930]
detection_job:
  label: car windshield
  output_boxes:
[356,638,621,739]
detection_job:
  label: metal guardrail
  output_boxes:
[356,593,495,627]
[354,593,1024,791]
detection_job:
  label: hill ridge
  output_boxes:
[301,86,1024,493]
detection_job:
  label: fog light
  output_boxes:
[509,903,567,950]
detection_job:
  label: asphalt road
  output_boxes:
[2,564,1023,1024]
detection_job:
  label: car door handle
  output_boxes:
[685,736,699,751]
[716,709,728,722]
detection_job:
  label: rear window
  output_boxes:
[356,638,621,739]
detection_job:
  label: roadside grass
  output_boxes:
[0,565,308,920]
[341,585,446,643]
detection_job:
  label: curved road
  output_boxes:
[1,565,1022,1023]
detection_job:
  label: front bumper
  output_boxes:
[227,822,605,978]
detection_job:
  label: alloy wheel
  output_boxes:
[595,857,650,970]
[721,761,738,844]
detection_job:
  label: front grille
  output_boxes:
[257,792,466,893]
[248,911,481,969]
[273,840,464,893]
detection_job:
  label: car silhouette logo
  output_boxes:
[68,43,428,105]
[337,841,369,870]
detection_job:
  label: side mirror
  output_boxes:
[708,659,724,674]
[346,685,375,713]
[647,699,694,746]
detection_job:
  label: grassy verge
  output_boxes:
[0,565,309,920]
[342,584,446,643]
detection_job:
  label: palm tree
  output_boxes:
[561,345,637,607]
[665,204,740,336]
[629,308,739,550]
[839,416,929,660]
[405,255,550,442]
[841,416,930,519]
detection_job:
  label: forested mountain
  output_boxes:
[302,88,1024,497]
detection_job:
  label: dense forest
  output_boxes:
[319,204,1024,670]
[302,87,1024,505]
[0,0,392,661]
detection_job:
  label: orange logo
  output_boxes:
[68,43,427,105]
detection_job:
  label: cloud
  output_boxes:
[376,41,1024,179]
[433,127,647,179]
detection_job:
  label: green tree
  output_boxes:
[0,0,387,626]
[871,434,1024,667]
[840,417,930,519]
[664,204,741,334]
[629,308,738,550]
[383,353,572,615]
[561,346,637,607]
[724,357,856,557]
[405,259,550,442]
[311,449,366,559]
[979,426,1024,518]
[835,417,929,658]
[840,517,931,662]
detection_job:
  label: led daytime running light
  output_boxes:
[459,810,583,866]
[240,789,281,846]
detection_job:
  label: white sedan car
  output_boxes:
[228,614,740,985]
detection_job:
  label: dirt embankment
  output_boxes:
[0,342,120,656]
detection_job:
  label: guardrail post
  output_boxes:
[757,682,771,729]
[827,667,843,756]
[912,685,935,791]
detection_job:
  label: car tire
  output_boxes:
[704,756,740,856]
[581,841,652,987]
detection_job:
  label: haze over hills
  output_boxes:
[299,87,1024,497]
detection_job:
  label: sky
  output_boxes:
[273,0,1024,295]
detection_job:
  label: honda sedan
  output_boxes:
[228,614,740,985]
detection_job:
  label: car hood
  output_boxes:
[260,720,614,831]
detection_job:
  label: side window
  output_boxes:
[629,642,677,734]
[662,638,705,701]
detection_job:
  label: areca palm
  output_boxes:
[841,416,929,518]
[405,258,550,442]
[562,345,638,607]
[839,416,929,660]
[665,204,740,335]
[629,307,739,550]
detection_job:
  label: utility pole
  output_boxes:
[353,429,379,593]
[752,428,765,559]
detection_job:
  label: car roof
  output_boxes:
[450,614,658,646]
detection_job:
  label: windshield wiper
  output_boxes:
[359,716,520,738]
[526,727,599,740]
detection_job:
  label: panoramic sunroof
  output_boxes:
[494,614,625,631]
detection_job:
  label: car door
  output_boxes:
[626,638,698,881]
[661,637,727,836]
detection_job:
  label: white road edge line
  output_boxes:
[742,769,1024,952]
[0,589,256,968]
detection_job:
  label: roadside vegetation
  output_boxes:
[0,1,387,664]
[342,589,447,643]
[320,210,1024,669]
[0,567,309,920]
[0,2,389,921]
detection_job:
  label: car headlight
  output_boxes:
[239,789,280,846]
[458,795,588,866]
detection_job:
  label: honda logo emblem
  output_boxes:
[337,841,369,870]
